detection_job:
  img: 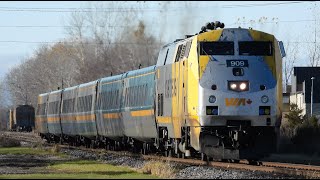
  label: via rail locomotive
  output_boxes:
[35,21,286,161]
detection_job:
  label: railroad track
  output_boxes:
[142,155,320,178]
[2,131,320,178]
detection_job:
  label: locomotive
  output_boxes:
[35,21,286,162]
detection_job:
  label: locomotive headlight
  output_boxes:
[230,83,237,90]
[209,95,216,103]
[228,81,249,92]
[261,95,269,103]
[239,83,247,90]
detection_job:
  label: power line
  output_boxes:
[221,1,315,8]
[0,1,313,13]
[0,40,163,45]
[0,40,317,45]
[0,19,315,28]
[231,19,315,25]
[287,41,320,44]
[0,25,128,28]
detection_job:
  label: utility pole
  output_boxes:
[311,77,315,117]
[314,1,317,66]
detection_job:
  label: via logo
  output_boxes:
[225,98,252,107]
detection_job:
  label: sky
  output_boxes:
[0,1,316,79]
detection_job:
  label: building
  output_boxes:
[289,67,320,118]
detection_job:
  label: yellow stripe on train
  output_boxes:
[76,114,95,121]
[157,117,171,124]
[47,117,60,122]
[131,109,154,117]
[47,114,95,122]
[103,113,120,119]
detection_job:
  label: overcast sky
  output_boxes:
[0,1,316,78]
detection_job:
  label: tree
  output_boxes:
[64,1,162,83]
[306,1,320,67]
[2,1,164,108]
[309,116,319,128]
[284,103,306,128]
[283,41,299,91]
[5,42,80,107]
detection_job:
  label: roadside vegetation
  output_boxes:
[279,103,320,155]
[139,160,180,178]
[0,136,20,147]
[0,146,159,179]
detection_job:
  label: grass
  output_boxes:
[0,147,159,179]
[0,173,157,179]
[0,146,69,158]
[139,160,178,178]
[0,147,50,155]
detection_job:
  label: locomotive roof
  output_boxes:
[162,27,274,48]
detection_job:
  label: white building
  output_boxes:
[288,67,320,118]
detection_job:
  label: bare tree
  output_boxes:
[283,41,299,91]
[64,1,162,83]
[5,42,80,107]
[3,1,164,107]
[305,2,320,67]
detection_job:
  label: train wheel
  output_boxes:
[232,159,240,163]
[221,159,229,162]
[248,159,259,165]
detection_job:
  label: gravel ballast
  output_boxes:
[60,148,303,179]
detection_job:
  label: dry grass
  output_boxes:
[139,160,177,178]
[31,140,44,149]
[50,144,61,153]
[0,136,20,147]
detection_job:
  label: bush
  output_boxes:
[0,136,21,147]
[139,160,177,178]
[291,123,320,155]
[309,116,319,128]
[280,117,320,155]
[284,103,306,128]
[279,112,320,155]
[50,144,61,153]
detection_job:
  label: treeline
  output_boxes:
[3,2,163,108]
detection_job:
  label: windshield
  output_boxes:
[239,41,273,56]
[200,42,234,55]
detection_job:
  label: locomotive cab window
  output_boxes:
[239,41,273,56]
[200,42,234,55]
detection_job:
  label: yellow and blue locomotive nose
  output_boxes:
[198,28,280,128]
